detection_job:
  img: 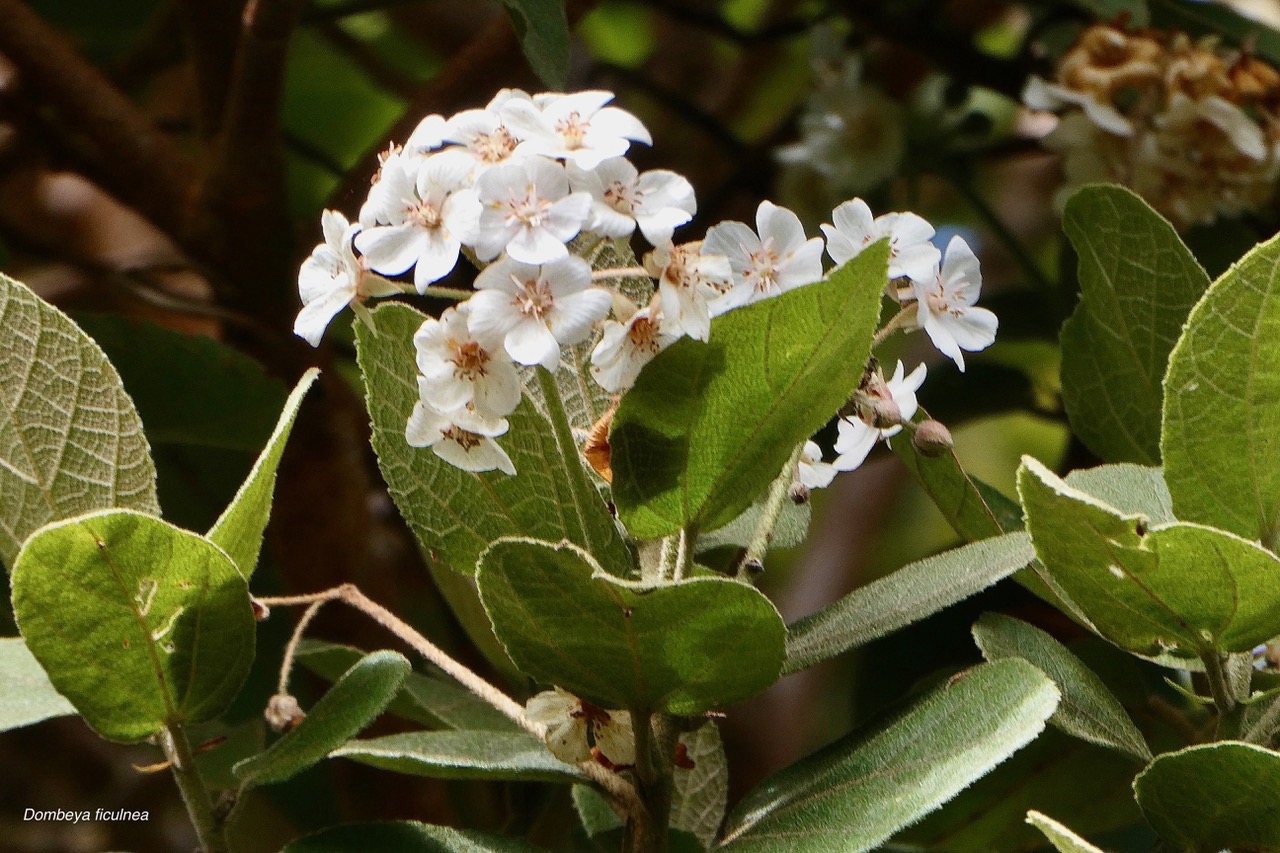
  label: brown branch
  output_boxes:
[0,0,194,228]
[175,0,248,135]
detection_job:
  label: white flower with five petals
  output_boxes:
[293,209,400,347]
[413,304,522,419]
[821,198,940,283]
[590,306,681,393]
[644,241,731,342]
[473,159,593,264]
[469,256,613,371]
[404,397,516,475]
[911,236,998,372]
[355,152,481,293]
[833,361,926,473]
[568,158,696,246]
[704,201,825,314]
[502,90,652,171]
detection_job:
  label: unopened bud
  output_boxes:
[789,482,810,504]
[250,599,270,621]
[912,419,953,457]
[265,694,306,732]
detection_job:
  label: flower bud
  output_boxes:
[265,694,306,732]
[912,419,953,457]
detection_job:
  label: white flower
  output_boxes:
[503,90,652,171]
[911,236,998,372]
[413,305,522,419]
[405,397,516,475]
[797,440,837,489]
[590,306,681,393]
[526,688,635,767]
[439,93,528,174]
[469,256,612,370]
[403,113,447,158]
[355,152,481,293]
[821,198,940,283]
[293,210,400,347]
[1158,92,1267,162]
[833,361,926,472]
[568,158,696,246]
[644,241,731,343]
[704,201,825,314]
[473,159,593,264]
[1022,75,1134,136]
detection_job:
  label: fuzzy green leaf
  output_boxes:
[477,538,785,715]
[332,730,584,783]
[611,243,889,539]
[498,0,570,88]
[973,613,1150,761]
[281,821,543,853]
[0,274,159,569]
[11,510,253,741]
[1162,232,1280,549]
[0,637,75,732]
[356,303,630,576]
[1064,463,1175,525]
[1019,457,1280,660]
[784,532,1035,673]
[1061,186,1209,464]
[719,660,1059,852]
[1135,741,1280,851]
[234,650,410,787]
[1026,811,1107,853]
[207,369,317,578]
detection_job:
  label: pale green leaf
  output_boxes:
[296,640,519,732]
[0,636,75,732]
[697,495,810,554]
[718,659,1059,852]
[611,243,889,539]
[784,532,1035,673]
[1162,232,1280,549]
[281,820,544,853]
[234,650,410,787]
[1135,741,1280,851]
[1064,463,1174,525]
[1018,456,1280,660]
[0,273,159,569]
[670,723,730,850]
[973,613,1150,761]
[1026,811,1107,853]
[1060,185,1209,464]
[12,509,253,742]
[477,538,785,715]
[498,0,570,88]
[208,369,317,578]
[331,730,584,783]
[355,303,630,576]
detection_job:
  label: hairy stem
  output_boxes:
[872,305,917,347]
[737,443,805,578]
[1201,651,1237,718]
[671,527,692,583]
[161,724,228,853]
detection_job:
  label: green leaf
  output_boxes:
[1063,463,1175,525]
[498,0,570,88]
[1025,811,1107,853]
[697,495,811,554]
[207,369,317,578]
[331,730,584,783]
[476,538,785,715]
[784,531,1035,673]
[356,303,630,576]
[611,243,889,539]
[1162,232,1280,549]
[1135,741,1280,851]
[281,821,544,853]
[234,650,410,787]
[670,722,730,850]
[718,659,1060,852]
[296,640,519,732]
[0,637,75,732]
[1061,185,1209,464]
[74,314,288,452]
[0,274,159,569]
[11,509,253,742]
[972,613,1150,761]
[1018,456,1280,660]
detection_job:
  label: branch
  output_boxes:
[174,0,247,135]
[0,0,194,227]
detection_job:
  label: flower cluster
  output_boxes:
[1024,23,1280,229]
[293,89,997,483]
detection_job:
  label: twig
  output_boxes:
[671,527,691,583]
[174,0,245,135]
[872,305,916,347]
[161,724,229,853]
[277,599,328,694]
[736,444,804,579]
